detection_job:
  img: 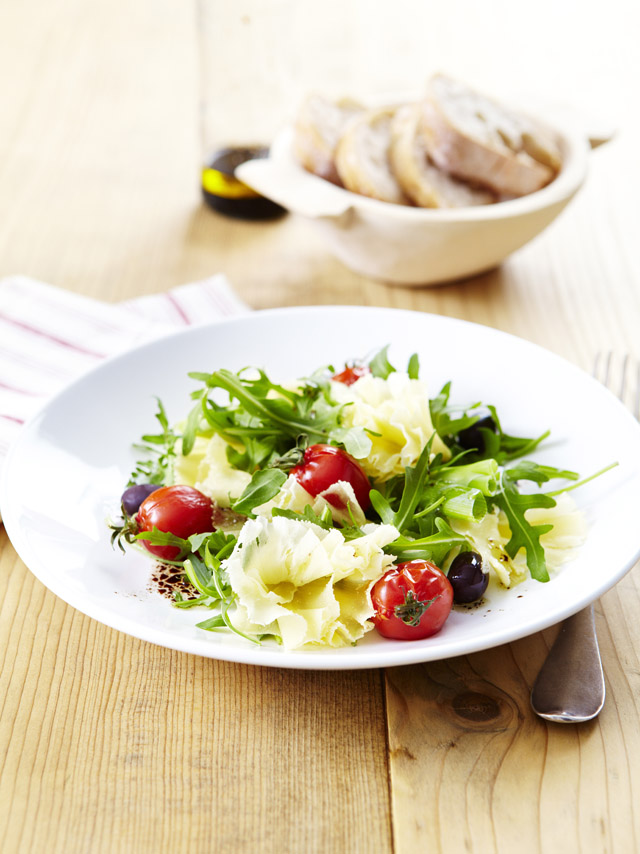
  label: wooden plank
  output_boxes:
[1,0,639,851]
[0,1,393,851]
[0,538,392,854]
[385,563,640,854]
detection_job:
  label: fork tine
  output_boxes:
[592,351,612,387]
[594,352,640,419]
[620,353,629,403]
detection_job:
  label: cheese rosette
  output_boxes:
[331,372,450,481]
[173,434,251,507]
[254,473,367,526]
[451,493,586,588]
[223,515,399,649]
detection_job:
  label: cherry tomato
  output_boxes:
[290,443,371,510]
[371,560,453,640]
[136,485,214,561]
[332,364,369,385]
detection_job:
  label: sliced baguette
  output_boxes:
[334,107,410,205]
[420,74,562,196]
[293,94,363,185]
[389,103,495,208]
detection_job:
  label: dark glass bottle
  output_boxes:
[201,146,286,220]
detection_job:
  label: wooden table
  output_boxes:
[1,2,639,852]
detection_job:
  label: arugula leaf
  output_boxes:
[369,489,396,525]
[184,553,220,597]
[129,399,179,486]
[271,504,334,529]
[339,521,368,542]
[369,346,396,379]
[329,425,372,459]
[492,469,557,582]
[135,527,190,559]
[173,591,215,610]
[178,531,237,620]
[181,391,206,457]
[368,346,418,379]
[504,460,579,485]
[226,435,277,472]
[182,367,359,472]
[201,369,337,439]
[391,439,435,532]
[385,517,468,565]
[546,461,618,497]
[483,406,550,463]
[429,383,482,439]
[232,468,287,516]
[200,530,237,563]
[407,353,420,380]
[430,387,551,467]
[196,615,226,629]
[489,461,580,582]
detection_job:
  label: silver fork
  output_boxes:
[530,353,639,723]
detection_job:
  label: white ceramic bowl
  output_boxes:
[237,123,591,286]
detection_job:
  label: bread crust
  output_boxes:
[420,75,562,196]
[334,107,410,205]
[389,104,495,208]
[293,94,363,185]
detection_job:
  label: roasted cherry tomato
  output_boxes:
[136,485,214,561]
[290,443,371,510]
[332,364,369,385]
[371,560,453,640]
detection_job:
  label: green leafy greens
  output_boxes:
[181,367,372,471]
[120,344,608,640]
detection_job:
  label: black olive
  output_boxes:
[447,551,488,603]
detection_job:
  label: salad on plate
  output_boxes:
[110,347,597,651]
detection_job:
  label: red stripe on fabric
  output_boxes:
[25,291,124,334]
[203,284,229,316]
[164,293,191,325]
[0,312,107,358]
[0,345,74,379]
[0,379,39,396]
[0,413,25,424]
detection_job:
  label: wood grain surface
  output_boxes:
[0,0,639,852]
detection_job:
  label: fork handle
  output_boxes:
[530,605,606,722]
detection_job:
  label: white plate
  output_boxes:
[2,306,640,670]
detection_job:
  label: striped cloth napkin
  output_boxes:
[0,275,250,515]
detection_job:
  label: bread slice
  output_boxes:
[389,103,495,208]
[293,94,363,185]
[420,74,562,196]
[334,107,410,205]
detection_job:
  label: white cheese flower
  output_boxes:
[451,493,587,588]
[173,434,251,507]
[332,373,450,480]
[223,516,399,649]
